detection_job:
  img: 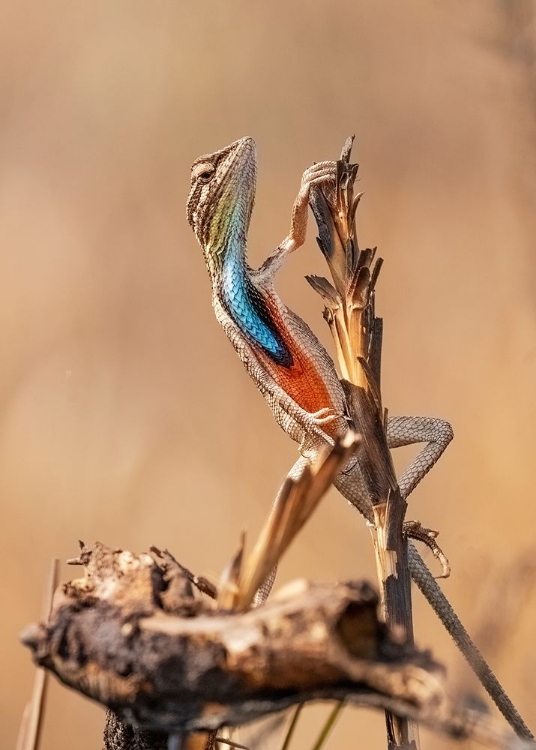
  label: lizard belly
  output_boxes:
[258,347,335,416]
[258,295,342,427]
[218,262,345,435]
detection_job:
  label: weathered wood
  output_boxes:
[21,542,431,732]
[103,712,168,750]
[20,542,530,749]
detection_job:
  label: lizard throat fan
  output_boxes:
[187,137,293,368]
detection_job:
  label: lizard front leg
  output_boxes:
[282,161,338,254]
[258,161,338,280]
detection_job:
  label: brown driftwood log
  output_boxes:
[20,543,529,749]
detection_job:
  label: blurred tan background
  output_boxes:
[2,1,536,747]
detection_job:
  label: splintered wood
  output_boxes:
[21,542,443,731]
[308,138,417,749]
[20,542,527,749]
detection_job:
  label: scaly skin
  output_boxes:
[186,137,532,739]
[187,138,349,451]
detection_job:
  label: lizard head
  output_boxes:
[187,137,257,273]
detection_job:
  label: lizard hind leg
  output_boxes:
[387,415,453,500]
[387,416,453,578]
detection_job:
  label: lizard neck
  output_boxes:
[217,238,294,368]
[189,136,292,367]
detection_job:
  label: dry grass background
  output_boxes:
[2,1,536,748]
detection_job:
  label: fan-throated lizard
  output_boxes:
[186,136,532,739]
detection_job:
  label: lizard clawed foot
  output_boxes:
[310,406,343,424]
[300,160,338,190]
[297,409,348,457]
[403,520,451,579]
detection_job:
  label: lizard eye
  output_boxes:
[193,162,216,184]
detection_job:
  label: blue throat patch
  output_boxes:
[221,251,293,368]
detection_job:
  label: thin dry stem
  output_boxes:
[309,140,418,749]
[16,559,59,750]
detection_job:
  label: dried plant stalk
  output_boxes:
[16,559,59,750]
[308,137,417,749]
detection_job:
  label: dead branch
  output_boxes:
[20,542,531,750]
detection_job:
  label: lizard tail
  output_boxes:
[408,543,533,740]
